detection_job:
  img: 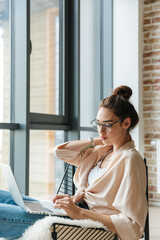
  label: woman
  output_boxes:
[0,86,147,240]
[53,86,148,240]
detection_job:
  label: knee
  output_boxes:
[0,190,16,205]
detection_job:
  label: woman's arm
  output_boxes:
[78,206,117,233]
[54,137,105,166]
[57,137,103,152]
[53,194,117,233]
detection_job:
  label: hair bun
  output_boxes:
[113,85,132,100]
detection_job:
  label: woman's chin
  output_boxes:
[102,138,112,145]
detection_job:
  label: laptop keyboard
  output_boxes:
[24,201,66,215]
[24,201,52,213]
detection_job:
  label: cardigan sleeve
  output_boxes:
[54,142,96,167]
[110,153,148,240]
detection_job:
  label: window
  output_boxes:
[80,0,101,127]
[0,0,10,123]
[30,1,63,115]
[80,0,113,136]
[0,0,113,197]
[0,130,10,190]
[29,130,64,199]
[0,0,10,189]
[29,0,67,200]
[0,0,69,196]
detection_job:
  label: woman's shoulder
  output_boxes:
[121,147,145,170]
[126,146,142,157]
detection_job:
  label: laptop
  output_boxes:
[0,163,67,216]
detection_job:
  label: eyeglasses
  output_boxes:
[91,119,124,131]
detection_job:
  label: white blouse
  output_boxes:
[88,161,107,186]
[88,150,112,186]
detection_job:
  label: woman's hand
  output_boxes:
[53,194,117,233]
[94,136,112,146]
[53,194,81,219]
[93,136,103,146]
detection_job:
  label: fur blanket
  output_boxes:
[18,216,107,240]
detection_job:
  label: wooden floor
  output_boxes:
[149,205,160,240]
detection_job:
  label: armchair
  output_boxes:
[51,158,149,240]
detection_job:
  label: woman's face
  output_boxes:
[96,107,129,145]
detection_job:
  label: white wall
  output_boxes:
[113,0,144,154]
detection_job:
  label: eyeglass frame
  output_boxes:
[91,118,124,131]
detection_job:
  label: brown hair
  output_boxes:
[99,86,139,130]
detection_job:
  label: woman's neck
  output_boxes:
[112,134,132,153]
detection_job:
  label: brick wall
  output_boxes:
[143,0,160,204]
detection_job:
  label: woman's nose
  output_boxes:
[99,125,106,133]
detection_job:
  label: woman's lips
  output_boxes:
[100,136,107,140]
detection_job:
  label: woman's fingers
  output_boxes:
[54,195,73,209]
[53,194,70,203]
[53,194,81,219]
[54,200,68,209]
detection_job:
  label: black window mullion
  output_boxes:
[29,124,71,131]
[0,123,19,130]
[59,0,65,116]
[29,113,69,125]
[65,0,80,195]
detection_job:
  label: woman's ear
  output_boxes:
[122,118,131,129]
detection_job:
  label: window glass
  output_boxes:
[0,130,10,190]
[80,131,98,140]
[80,0,101,127]
[29,130,64,200]
[0,0,10,122]
[30,0,64,115]
[80,0,112,127]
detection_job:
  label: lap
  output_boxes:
[0,190,47,239]
[0,190,37,205]
[0,202,45,223]
[0,190,45,223]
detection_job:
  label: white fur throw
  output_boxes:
[18,216,108,240]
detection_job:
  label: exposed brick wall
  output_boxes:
[143,0,160,204]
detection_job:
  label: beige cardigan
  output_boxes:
[54,141,148,240]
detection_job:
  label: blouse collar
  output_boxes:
[115,140,135,154]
